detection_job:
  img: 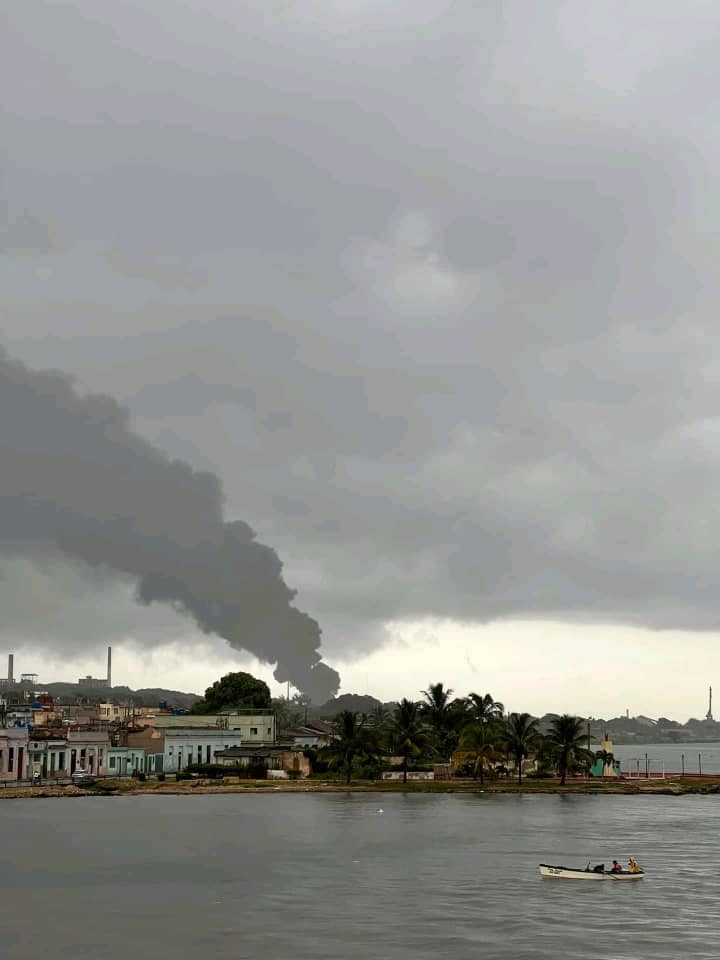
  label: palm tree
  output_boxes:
[468,692,504,726]
[594,749,615,776]
[546,714,590,785]
[458,722,499,784]
[391,699,429,783]
[324,711,372,784]
[457,692,504,783]
[420,683,452,754]
[501,712,540,784]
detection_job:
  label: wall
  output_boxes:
[382,771,435,781]
[149,713,276,742]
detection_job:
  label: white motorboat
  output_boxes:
[539,863,644,881]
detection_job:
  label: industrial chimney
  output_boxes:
[107,646,112,688]
[7,654,14,683]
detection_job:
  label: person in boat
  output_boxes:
[628,856,641,874]
[611,860,623,873]
[591,863,605,873]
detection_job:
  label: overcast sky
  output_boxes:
[3,0,720,718]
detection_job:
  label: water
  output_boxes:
[0,792,718,959]
[612,741,720,775]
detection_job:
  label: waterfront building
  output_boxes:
[0,729,29,782]
[139,711,276,744]
[126,726,242,774]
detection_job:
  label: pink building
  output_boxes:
[0,728,29,782]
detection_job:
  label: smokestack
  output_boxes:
[7,654,13,683]
[107,646,112,687]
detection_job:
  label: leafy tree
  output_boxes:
[546,714,591,785]
[191,672,271,714]
[458,722,500,783]
[456,692,504,783]
[368,704,392,748]
[467,692,504,725]
[420,682,462,760]
[391,699,430,783]
[323,711,378,784]
[272,697,306,735]
[501,712,540,784]
[594,749,615,774]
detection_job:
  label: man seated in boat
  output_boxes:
[611,860,623,873]
[628,856,641,874]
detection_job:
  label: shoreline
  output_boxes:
[2,776,720,800]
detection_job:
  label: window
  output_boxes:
[8,748,14,772]
[109,757,116,769]
[267,728,272,736]
[0,751,4,773]
[206,745,211,764]
[198,745,202,763]
[250,727,258,736]
[58,752,65,770]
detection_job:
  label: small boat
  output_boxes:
[539,863,644,881]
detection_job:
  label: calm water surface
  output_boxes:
[1,792,718,959]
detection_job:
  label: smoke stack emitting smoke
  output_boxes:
[0,348,340,702]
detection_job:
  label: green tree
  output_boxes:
[391,699,429,783]
[501,712,540,785]
[458,722,500,783]
[191,672,271,714]
[594,749,615,775]
[323,711,377,784]
[420,682,461,760]
[467,692,504,726]
[546,714,591,785]
[272,696,305,735]
[457,692,504,783]
[368,704,392,749]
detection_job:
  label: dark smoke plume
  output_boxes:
[0,347,340,702]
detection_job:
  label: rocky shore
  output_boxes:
[3,776,720,800]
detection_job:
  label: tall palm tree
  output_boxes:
[467,692,504,726]
[392,699,429,783]
[501,712,540,785]
[324,711,373,785]
[420,682,457,760]
[546,714,590,785]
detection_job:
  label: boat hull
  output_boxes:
[539,864,644,881]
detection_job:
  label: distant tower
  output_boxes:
[706,685,713,722]
[7,654,14,683]
[107,646,112,688]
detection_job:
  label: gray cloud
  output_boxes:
[2,0,720,676]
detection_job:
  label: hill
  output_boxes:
[32,682,201,711]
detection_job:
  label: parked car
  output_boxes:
[71,771,96,787]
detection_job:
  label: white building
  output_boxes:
[106,746,146,776]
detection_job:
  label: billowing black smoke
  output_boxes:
[0,347,340,702]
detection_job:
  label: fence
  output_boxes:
[622,753,715,778]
